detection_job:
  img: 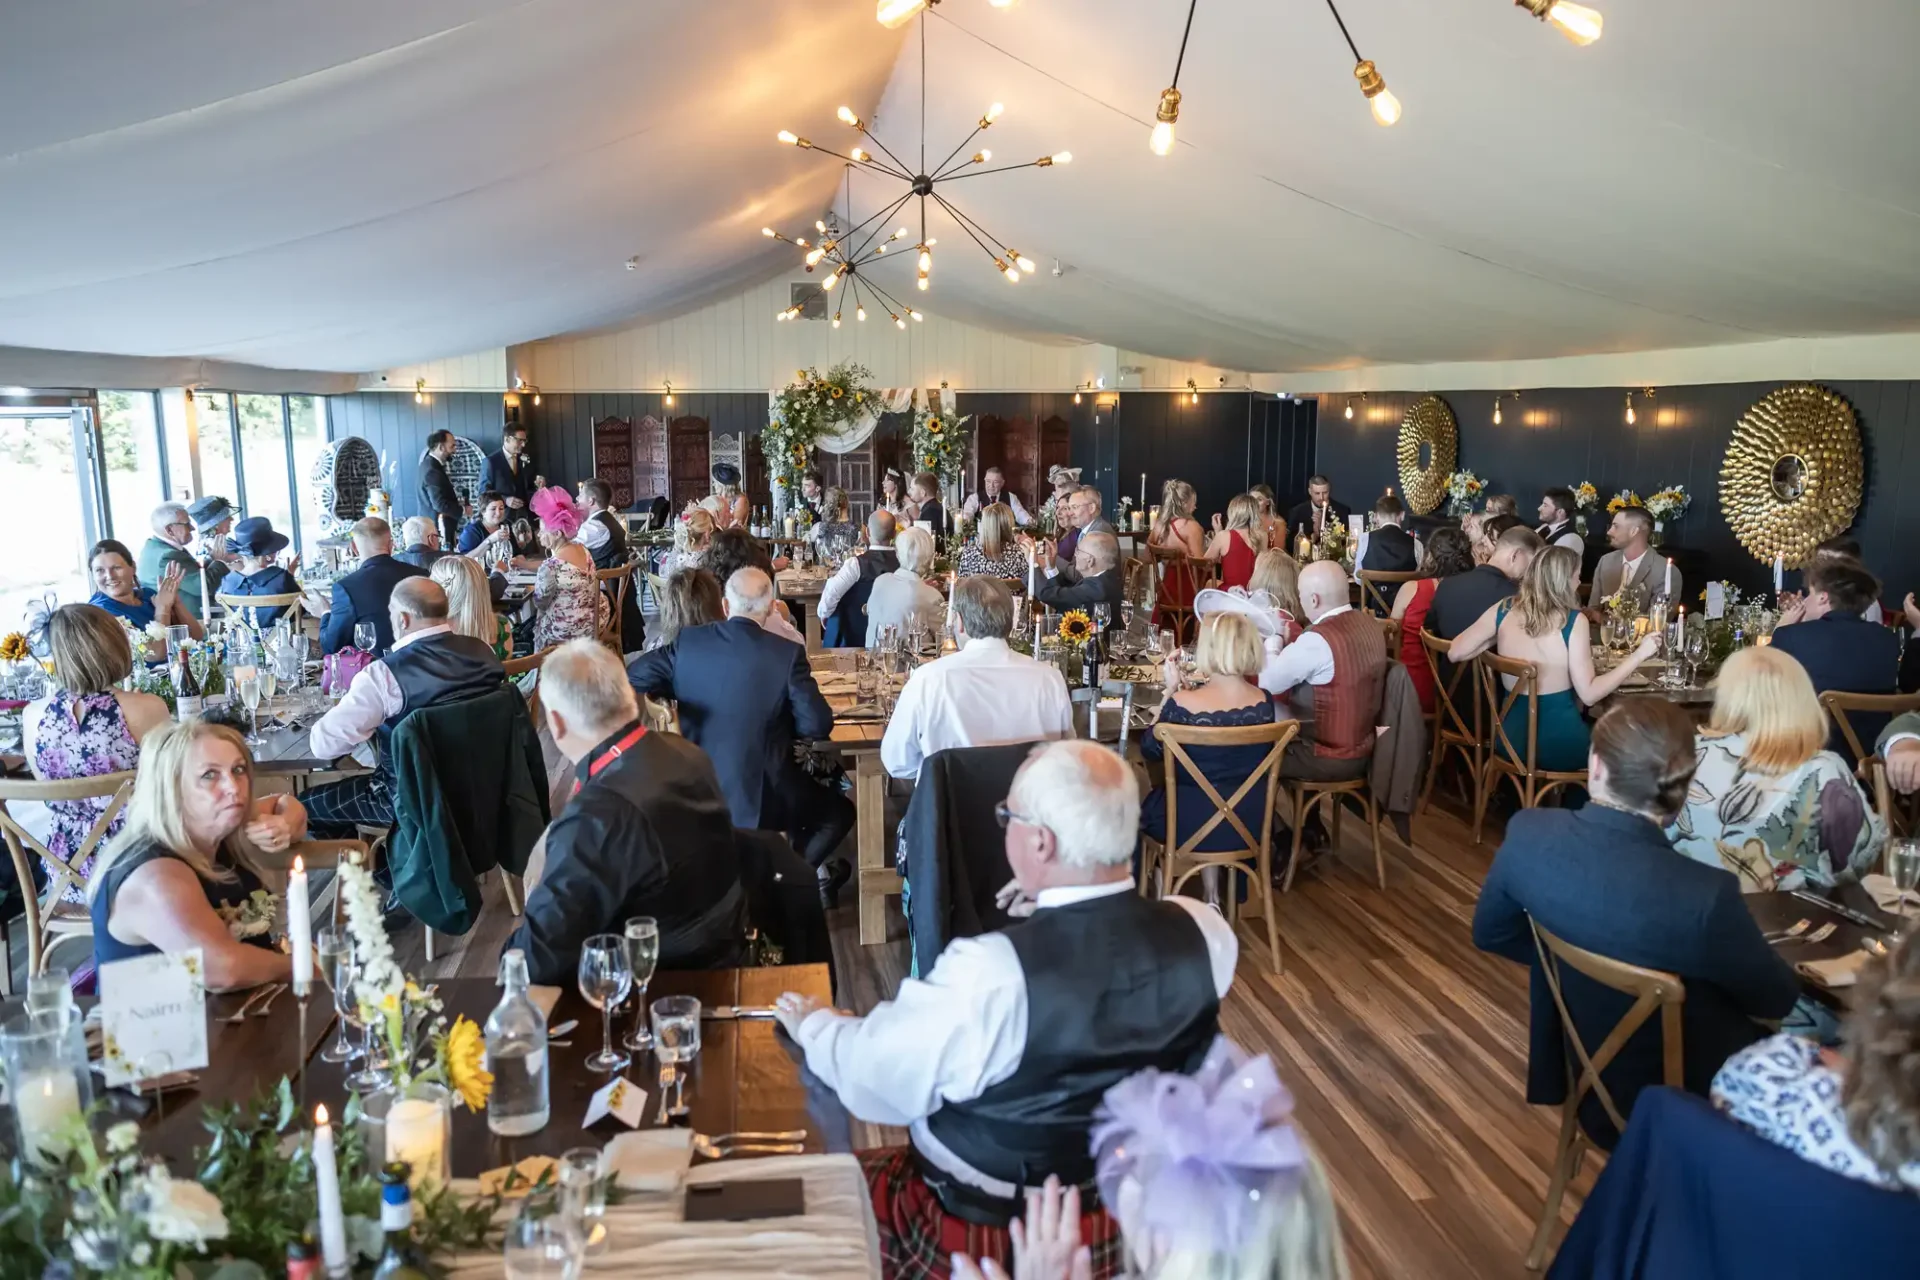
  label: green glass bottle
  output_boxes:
[370,1163,432,1280]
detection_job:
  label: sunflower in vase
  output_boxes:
[1058,610,1095,644]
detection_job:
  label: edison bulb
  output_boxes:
[910,310,923,321]
[918,249,932,273]
[831,316,841,329]
[804,247,824,266]
[851,147,868,162]
[1625,396,1636,425]
[1344,402,1354,420]
[987,0,1020,8]
[1546,1,1603,46]
[1016,255,1036,273]
[1073,391,1082,404]
[1003,263,1021,284]
[985,102,1004,122]
[1493,401,1503,425]
[1052,152,1072,164]
[777,130,798,145]
[856,305,867,321]
[876,0,926,30]
[895,316,906,329]
[837,105,858,126]
[761,226,776,237]
[1369,88,1402,127]
[1149,119,1176,156]
[821,271,839,291]
[917,275,929,291]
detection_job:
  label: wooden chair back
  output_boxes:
[1376,616,1402,661]
[1819,690,1920,766]
[1863,754,1920,839]
[1530,921,1687,1136]
[1476,651,1588,841]
[1358,569,1421,617]
[593,564,632,652]
[1122,556,1152,609]
[0,771,137,977]
[1149,548,1215,646]
[1420,630,1485,817]
[215,591,305,632]
[643,570,669,613]
[503,644,558,725]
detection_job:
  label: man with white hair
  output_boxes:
[507,640,746,983]
[627,567,852,869]
[1258,559,1388,782]
[961,466,1033,527]
[818,509,899,648]
[394,515,449,571]
[776,740,1235,1274]
[1033,529,1125,620]
[138,502,204,619]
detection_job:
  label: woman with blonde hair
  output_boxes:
[1247,548,1304,645]
[87,720,307,990]
[1150,479,1208,639]
[431,554,511,657]
[1449,545,1658,772]
[959,502,1026,580]
[1671,645,1882,891]
[664,507,716,578]
[1204,493,1266,591]
[652,568,724,649]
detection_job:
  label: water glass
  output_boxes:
[25,968,72,1025]
[621,917,660,1052]
[577,935,632,1072]
[318,926,356,1063]
[558,1147,609,1258]
[352,621,377,653]
[503,1209,582,1280]
[165,625,191,664]
[650,995,702,1065]
[1888,839,1920,914]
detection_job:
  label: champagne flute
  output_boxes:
[577,935,632,1072]
[1888,838,1920,915]
[620,918,661,1051]
[236,674,263,745]
[317,927,356,1063]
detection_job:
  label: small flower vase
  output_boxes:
[1447,497,1471,517]
[361,1080,451,1191]
[1654,518,1666,535]
[1575,514,1588,536]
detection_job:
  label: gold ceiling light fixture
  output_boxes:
[769,170,922,329]
[1513,0,1604,47]
[777,12,1066,296]
[1322,0,1400,126]
[1149,0,1199,155]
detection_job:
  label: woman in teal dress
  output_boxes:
[1448,545,1661,772]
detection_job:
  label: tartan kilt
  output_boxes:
[858,1146,1124,1279]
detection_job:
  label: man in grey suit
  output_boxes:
[1591,506,1680,608]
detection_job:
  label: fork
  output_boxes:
[251,983,291,1017]
[655,1064,677,1125]
[219,984,279,1023]
[1801,922,1839,944]
[1765,918,1811,942]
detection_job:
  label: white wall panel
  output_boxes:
[358,349,509,392]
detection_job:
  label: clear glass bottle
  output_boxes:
[484,948,550,1136]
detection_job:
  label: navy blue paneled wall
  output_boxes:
[1309,381,1920,600]
[1075,391,1319,521]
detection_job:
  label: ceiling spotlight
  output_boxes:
[625,255,642,271]
[1515,0,1603,46]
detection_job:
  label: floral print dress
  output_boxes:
[31,691,140,904]
[1713,1032,1920,1192]
[1668,732,1884,892]
[533,554,609,650]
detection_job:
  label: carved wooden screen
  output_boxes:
[633,415,668,507]
[592,416,636,509]
[669,417,711,514]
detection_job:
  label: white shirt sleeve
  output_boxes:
[1008,493,1032,526]
[792,932,1028,1126]
[309,660,403,760]
[818,555,862,619]
[577,518,609,551]
[879,667,929,779]
[1256,629,1334,696]
[1163,897,1241,996]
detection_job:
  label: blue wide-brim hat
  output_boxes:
[229,515,289,557]
[188,494,235,530]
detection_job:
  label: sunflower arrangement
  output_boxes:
[1058,609,1095,644]
[910,399,973,488]
[1571,481,1599,510]
[762,361,875,496]
[0,631,30,661]
[1606,488,1643,514]
[1645,485,1691,523]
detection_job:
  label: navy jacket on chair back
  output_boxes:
[320,554,428,655]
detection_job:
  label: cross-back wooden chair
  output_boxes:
[215,591,305,633]
[1357,569,1421,617]
[642,570,669,613]
[1375,616,1402,661]
[0,771,137,984]
[1122,556,1153,612]
[1282,771,1387,894]
[1820,690,1920,834]
[1525,921,1686,1270]
[1139,719,1300,974]
[593,565,633,653]
[1149,548,1215,646]
[1475,652,1590,844]
[1419,631,1486,818]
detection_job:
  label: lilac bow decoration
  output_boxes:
[1090,1037,1308,1251]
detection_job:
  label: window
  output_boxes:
[236,394,295,547]
[195,391,240,511]
[98,390,166,545]
[289,395,327,554]
[0,409,90,625]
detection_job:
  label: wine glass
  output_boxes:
[1091,602,1111,633]
[577,935,632,1072]
[317,927,356,1063]
[352,620,377,653]
[1888,838,1920,916]
[1120,600,1136,633]
[620,917,660,1052]
[503,1208,582,1280]
[1683,628,1709,686]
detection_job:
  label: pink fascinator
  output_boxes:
[530,486,582,539]
[1090,1037,1308,1251]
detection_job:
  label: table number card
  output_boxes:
[584,1076,648,1129]
[97,949,209,1087]
[1705,581,1726,619]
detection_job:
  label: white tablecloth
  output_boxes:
[445,1153,880,1278]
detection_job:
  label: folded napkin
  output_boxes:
[1859,874,1919,915]
[1797,950,1873,989]
[528,985,562,1019]
[605,1127,695,1193]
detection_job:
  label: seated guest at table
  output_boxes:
[1248,483,1283,547]
[1465,510,1519,566]
[456,492,517,558]
[866,526,945,646]
[1670,646,1882,892]
[1484,493,1518,519]
[1592,505,1681,609]
[795,468,826,523]
[1473,699,1802,1148]
[626,568,850,867]
[1143,613,1283,855]
[508,640,746,983]
[309,517,426,656]
[1286,474,1350,542]
[808,485,861,550]
[962,466,1032,528]
[650,568,723,650]
[89,538,201,639]
[957,502,1027,581]
[1257,561,1387,783]
[1246,548,1304,644]
[1148,480,1208,636]
[1060,485,1117,561]
[661,507,715,578]
[480,424,539,520]
[1879,711,1920,796]
[878,468,918,526]
[431,554,511,658]
[220,516,300,628]
[24,604,171,907]
[576,478,644,653]
[1035,530,1125,621]
[1780,535,1884,622]
[819,510,898,648]
[1536,486,1584,556]
[1770,556,1900,757]
[1448,546,1657,773]
[529,487,609,651]
[1359,492,1417,573]
[880,576,1073,781]
[394,516,450,572]
[1427,523,1540,688]
[774,740,1236,1278]
[1047,464,1082,506]
[909,470,948,538]
[1712,928,1920,1192]
[1203,494,1264,591]
[138,502,204,620]
[305,578,504,835]
[1391,526,1474,714]
[1053,484,1088,562]
[87,720,308,989]
[707,527,804,645]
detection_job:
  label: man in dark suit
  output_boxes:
[1285,474,1352,542]
[306,517,428,655]
[481,425,540,519]
[1769,556,1900,758]
[908,470,947,539]
[626,567,853,867]
[1360,493,1418,573]
[418,430,464,546]
[393,517,450,572]
[1473,699,1800,1148]
[1034,530,1125,619]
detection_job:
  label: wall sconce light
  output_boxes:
[1624,386,1654,425]
[414,378,429,406]
[1185,378,1200,404]
[512,376,541,407]
[1494,390,1517,425]
[664,380,675,408]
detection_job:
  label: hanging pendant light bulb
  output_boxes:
[832,313,842,329]
[986,0,1021,9]
[894,314,907,329]
[1354,61,1400,126]
[1624,392,1636,425]
[876,0,926,30]
[910,310,924,321]
[1516,0,1603,46]
[918,275,929,291]
[837,105,860,127]
[664,381,675,407]
[857,304,867,321]
[917,247,933,274]
[1150,87,1182,156]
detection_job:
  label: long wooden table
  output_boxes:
[1745,883,1904,1009]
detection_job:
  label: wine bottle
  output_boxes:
[175,651,204,718]
[370,1165,432,1280]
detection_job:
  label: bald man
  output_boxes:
[1033,529,1125,620]
[1256,560,1388,782]
[304,576,507,837]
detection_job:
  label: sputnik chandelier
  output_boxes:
[767,169,926,329]
[767,7,1069,302]
[1148,0,1605,152]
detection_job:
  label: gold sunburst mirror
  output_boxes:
[1720,384,1863,568]
[1395,394,1458,516]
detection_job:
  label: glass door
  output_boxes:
[0,407,96,628]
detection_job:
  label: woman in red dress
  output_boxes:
[1205,493,1265,591]
[1391,526,1476,714]
[1150,479,1208,639]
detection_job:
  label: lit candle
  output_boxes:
[1027,544,1036,599]
[386,1095,449,1190]
[312,1105,351,1277]
[1773,551,1784,594]
[16,1070,82,1162]
[287,855,312,997]
[1663,557,1672,599]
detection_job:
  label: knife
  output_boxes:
[701,1005,778,1021]
[1789,889,1892,930]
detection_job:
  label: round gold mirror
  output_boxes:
[1769,455,1807,502]
[1719,385,1862,568]
[1396,395,1457,516]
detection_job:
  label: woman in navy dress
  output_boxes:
[218,516,301,628]
[87,538,200,638]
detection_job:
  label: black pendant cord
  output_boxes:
[1169,0,1200,88]
[1322,0,1365,62]
[920,14,927,173]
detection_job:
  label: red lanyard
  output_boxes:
[571,724,648,796]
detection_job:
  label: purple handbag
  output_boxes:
[323,647,372,695]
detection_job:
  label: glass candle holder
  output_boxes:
[1,1012,93,1164]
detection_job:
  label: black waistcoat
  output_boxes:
[833,549,898,647]
[376,632,505,753]
[588,511,628,570]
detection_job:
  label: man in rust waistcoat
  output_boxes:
[1256,560,1387,781]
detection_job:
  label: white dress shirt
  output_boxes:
[309,623,455,765]
[1619,550,1645,587]
[1256,605,1349,696]
[963,490,1033,527]
[577,515,610,551]
[819,554,864,619]
[1542,522,1585,557]
[879,637,1075,779]
[792,879,1237,1195]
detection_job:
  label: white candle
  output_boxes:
[16,1070,82,1161]
[287,854,312,997]
[387,1096,449,1189]
[1774,551,1784,594]
[945,570,957,634]
[312,1105,350,1277]
[1663,558,1672,598]
[1027,546,1036,599]
[1139,473,1146,505]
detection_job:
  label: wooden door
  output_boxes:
[669,416,711,514]
[974,414,1006,498]
[743,433,769,510]
[822,447,875,525]
[1038,414,1070,496]
[634,415,668,507]
[1001,415,1041,514]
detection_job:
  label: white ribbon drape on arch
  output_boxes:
[765,386,957,511]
